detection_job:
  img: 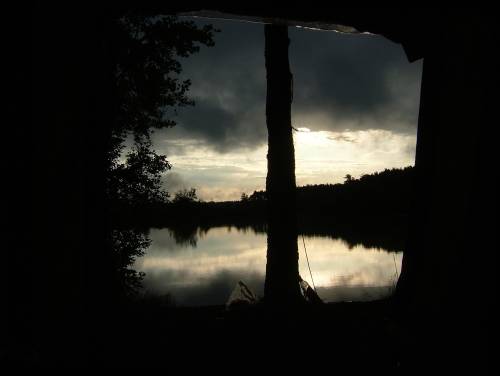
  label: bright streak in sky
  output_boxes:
[160,127,415,202]
[150,17,421,202]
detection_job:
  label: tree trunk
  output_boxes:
[263,24,302,306]
[393,12,494,371]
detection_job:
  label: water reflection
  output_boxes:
[133,226,402,306]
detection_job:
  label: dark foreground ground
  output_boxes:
[19,296,490,371]
[89,298,406,370]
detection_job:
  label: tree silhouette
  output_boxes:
[110,229,150,296]
[173,188,198,204]
[107,14,217,294]
[108,137,171,208]
[263,24,303,305]
[108,14,218,202]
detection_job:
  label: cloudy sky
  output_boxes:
[153,17,422,201]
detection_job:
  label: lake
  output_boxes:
[133,226,403,306]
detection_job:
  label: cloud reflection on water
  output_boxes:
[134,226,402,306]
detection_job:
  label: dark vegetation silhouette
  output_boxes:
[106,14,218,296]
[113,166,414,252]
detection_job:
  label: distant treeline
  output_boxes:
[111,167,414,250]
[295,166,414,219]
[110,166,415,251]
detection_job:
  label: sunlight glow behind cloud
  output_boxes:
[159,128,415,201]
[149,17,421,202]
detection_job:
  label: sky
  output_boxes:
[152,17,423,202]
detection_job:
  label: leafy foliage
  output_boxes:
[108,138,171,206]
[109,14,218,141]
[107,14,218,205]
[106,14,217,295]
[172,188,198,204]
[111,229,150,296]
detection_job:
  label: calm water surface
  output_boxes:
[133,226,402,306]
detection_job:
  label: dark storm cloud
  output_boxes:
[157,18,268,152]
[154,17,422,153]
[289,28,422,131]
[176,100,237,143]
[171,97,267,152]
